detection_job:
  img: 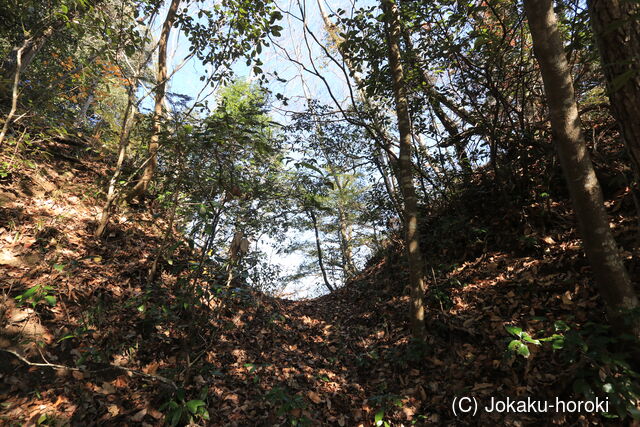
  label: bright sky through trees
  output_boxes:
[154,0,365,298]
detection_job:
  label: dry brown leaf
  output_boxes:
[148,408,163,419]
[142,361,159,375]
[472,383,493,391]
[429,358,445,367]
[131,408,147,422]
[113,375,128,388]
[307,391,322,404]
[99,382,116,395]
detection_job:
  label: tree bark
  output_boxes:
[127,0,181,201]
[317,0,404,218]
[588,0,640,173]
[524,0,639,337]
[337,206,356,279]
[95,92,137,238]
[76,79,98,127]
[1,1,103,102]
[0,44,24,147]
[308,208,335,293]
[382,0,427,340]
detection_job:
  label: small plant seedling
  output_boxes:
[160,388,210,426]
[15,285,57,308]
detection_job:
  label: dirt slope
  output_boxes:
[1,136,639,426]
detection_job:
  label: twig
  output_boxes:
[0,348,177,389]
[0,44,24,147]
[6,128,27,169]
[1,348,80,371]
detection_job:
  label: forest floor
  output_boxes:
[1,135,639,426]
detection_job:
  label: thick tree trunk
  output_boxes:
[588,0,640,173]
[127,0,181,201]
[382,0,427,340]
[308,209,335,293]
[524,0,639,337]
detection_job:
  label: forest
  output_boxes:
[0,0,639,425]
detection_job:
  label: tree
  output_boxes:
[0,0,104,92]
[588,0,640,171]
[588,0,640,176]
[94,5,159,238]
[523,0,639,337]
[0,0,106,146]
[382,0,427,340]
[316,0,403,218]
[125,0,283,201]
[165,81,288,294]
[306,206,335,293]
[127,0,181,201]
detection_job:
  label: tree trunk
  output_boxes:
[317,0,404,218]
[127,0,181,201]
[588,0,640,173]
[1,26,56,102]
[308,208,335,293]
[401,30,473,177]
[0,44,24,147]
[95,93,137,237]
[373,151,404,219]
[76,80,98,127]
[524,0,639,337]
[337,206,356,279]
[382,0,427,340]
[1,1,103,102]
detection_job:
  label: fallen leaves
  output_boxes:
[98,382,116,395]
[306,391,322,404]
[130,408,147,422]
[142,361,159,375]
[1,137,632,427]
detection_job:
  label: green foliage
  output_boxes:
[505,324,541,359]
[505,321,640,419]
[57,325,95,343]
[428,286,453,310]
[369,393,404,427]
[243,362,270,384]
[15,285,57,308]
[556,322,640,420]
[282,103,379,290]
[177,0,282,86]
[160,388,210,427]
[265,386,310,425]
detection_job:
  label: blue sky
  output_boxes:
[164,0,358,115]
[148,0,367,298]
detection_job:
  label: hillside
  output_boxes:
[1,130,638,426]
[2,1,640,424]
